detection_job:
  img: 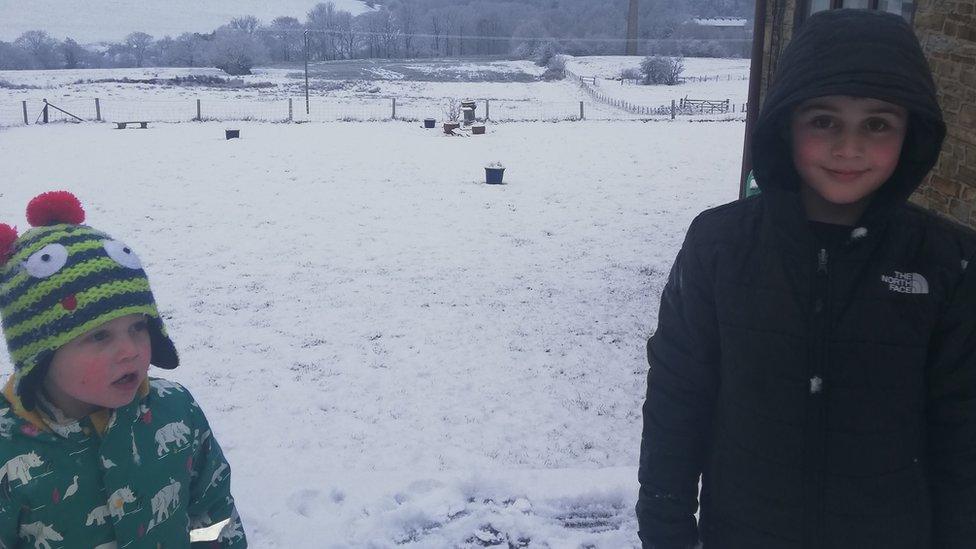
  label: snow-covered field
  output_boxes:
[0,117,744,546]
[0,57,750,125]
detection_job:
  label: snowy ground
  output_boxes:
[0,119,744,546]
[0,57,749,125]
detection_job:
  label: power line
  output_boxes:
[241,27,751,44]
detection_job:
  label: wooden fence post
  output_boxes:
[671,99,676,120]
[288,98,293,122]
[22,101,28,125]
[579,101,584,120]
[42,99,48,123]
[196,99,201,121]
[485,99,490,121]
[392,97,396,120]
[95,98,101,122]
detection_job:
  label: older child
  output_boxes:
[0,191,246,547]
[637,9,976,549]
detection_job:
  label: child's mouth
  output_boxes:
[112,372,139,388]
[825,168,868,181]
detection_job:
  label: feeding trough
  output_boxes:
[485,163,505,184]
[443,122,460,135]
[225,129,240,140]
[424,118,436,129]
[472,125,486,135]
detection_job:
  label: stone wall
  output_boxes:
[911,0,976,229]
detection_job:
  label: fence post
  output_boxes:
[288,98,293,122]
[485,99,490,121]
[196,99,201,121]
[392,97,396,120]
[42,99,49,123]
[95,98,101,122]
[671,99,676,120]
[579,101,584,120]
[22,101,28,125]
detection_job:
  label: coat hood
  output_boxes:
[751,9,945,217]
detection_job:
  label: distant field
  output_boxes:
[0,56,750,125]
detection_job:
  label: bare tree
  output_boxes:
[124,32,154,67]
[0,41,33,69]
[306,2,338,60]
[430,13,443,56]
[59,38,87,69]
[396,2,418,58]
[168,33,210,66]
[209,26,268,75]
[265,16,303,62]
[378,9,400,58]
[15,30,59,69]
[229,15,261,34]
[336,12,356,59]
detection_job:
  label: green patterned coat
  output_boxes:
[0,377,246,548]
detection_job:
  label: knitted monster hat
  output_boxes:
[0,191,178,405]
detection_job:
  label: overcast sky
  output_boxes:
[0,0,372,43]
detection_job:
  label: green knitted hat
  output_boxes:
[0,191,178,400]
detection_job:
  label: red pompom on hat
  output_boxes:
[26,191,85,227]
[0,224,17,266]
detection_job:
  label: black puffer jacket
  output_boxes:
[637,10,976,549]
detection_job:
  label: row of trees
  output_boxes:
[0,0,752,73]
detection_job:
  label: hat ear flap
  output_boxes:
[15,352,53,412]
[148,317,179,370]
[0,224,18,267]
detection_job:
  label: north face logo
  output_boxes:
[881,271,929,294]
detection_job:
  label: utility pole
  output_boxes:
[304,29,310,115]
[626,0,640,55]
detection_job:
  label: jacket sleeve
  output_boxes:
[927,257,976,548]
[637,218,720,549]
[186,399,247,548]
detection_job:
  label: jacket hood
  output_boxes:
[751,9,945,217]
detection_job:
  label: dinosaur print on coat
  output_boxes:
[2,452,44,487]
[147,478,181,531]
[155,421,190,456]
[108,486,136,521]
[19,521,62,549]
[85,504,110,527]
[0,378,246,547]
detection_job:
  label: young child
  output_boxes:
[637,9,976,549]
[0,191,246,547]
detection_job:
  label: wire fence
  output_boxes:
[565,68,747,118]
[0,88,746,128]
[0,96,597,127]
[618,73,750,85]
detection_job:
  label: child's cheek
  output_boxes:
[74,358,106,386]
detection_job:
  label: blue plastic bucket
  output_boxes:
[485,167,505,184]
